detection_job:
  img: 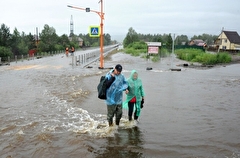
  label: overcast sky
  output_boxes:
[1,0,240,41]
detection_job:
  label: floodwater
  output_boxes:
[0,49,240,158]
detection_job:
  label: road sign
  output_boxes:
[86,8,90,12]
[148,46,159,54]
[89,26,100,37]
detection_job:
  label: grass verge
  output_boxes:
[175,48,232,65]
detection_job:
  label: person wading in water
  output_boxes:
[105,64,129,126]
[123,70,145,122]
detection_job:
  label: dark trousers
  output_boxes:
[128,102,138,121]
[107,104,122,126]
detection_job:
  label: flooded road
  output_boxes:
[0,49,240,158]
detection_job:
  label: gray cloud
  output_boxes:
[1,0,239,41]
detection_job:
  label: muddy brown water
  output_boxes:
[0,51,240,158]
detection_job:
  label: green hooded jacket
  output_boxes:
[123,70,145,116]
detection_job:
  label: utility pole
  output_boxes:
[36,27,39,55]
[70,15,74,38]
[67,0,105,69]
[171,33,175,69]
[218,27,224,53]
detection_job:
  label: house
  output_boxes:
[69,36,84,47]
[189,39,206,46]
[216,31,240,51]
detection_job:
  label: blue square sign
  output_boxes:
[89,26,100,37]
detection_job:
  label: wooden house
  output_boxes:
[189,39,206,46]
[216,31,240,51]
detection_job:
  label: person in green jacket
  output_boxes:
[123,70,145,121]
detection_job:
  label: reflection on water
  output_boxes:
[96,126,144,158]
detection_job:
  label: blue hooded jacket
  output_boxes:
[105,69,128,105]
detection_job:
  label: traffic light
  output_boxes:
[86,8,90,12]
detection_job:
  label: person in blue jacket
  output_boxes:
[105,64,129,126]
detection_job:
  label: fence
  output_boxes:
[70,47,117,68]
[175,45,205,51]
[0,46,118,67]
[70,51,99,67]
[0,50,64,66]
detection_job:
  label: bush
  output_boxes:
[133,41,147,49]
[54,44,64,51]
[175,48,231,65]
[125,42,147,56]
[160,48,171,57]
[175,48,204,61]
[125,47,145,56]
[151,55,160,62]
[216,52,231,63]
[126,41,147,49]
[0,46,12,61]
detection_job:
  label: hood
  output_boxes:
[129,69,138,80]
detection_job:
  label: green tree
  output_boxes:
[176,35,188,45]
[78,33,113,47]
[191,33,218,45]
[123,27,139,48]
[9,28,29,56]
[59,34,70,47]
[0,46,12,61]
[24,33,36,50]
[39,24,58,52]
[201,33,218,45]
[104,33,111,45]
[17,38,28,55]
[10,28,21,55]
[38,41,49,52]
[166,34,173,51]
[0,24,11,47]
[152,34,163,42]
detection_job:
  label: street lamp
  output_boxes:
[67,0,105,69]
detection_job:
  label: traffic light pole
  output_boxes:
[67,0,105,69]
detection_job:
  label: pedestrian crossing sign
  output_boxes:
[89,26,100,37]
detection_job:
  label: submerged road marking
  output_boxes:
[10,65,63,70]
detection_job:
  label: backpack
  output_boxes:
[97,76,107,100]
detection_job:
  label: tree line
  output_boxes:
[0,23,114,60]
[123,27,218,50]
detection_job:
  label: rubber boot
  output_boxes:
[134,114,138,121]
[128,116,132,121]
[116,120,120,126]
[109,120,113,126]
